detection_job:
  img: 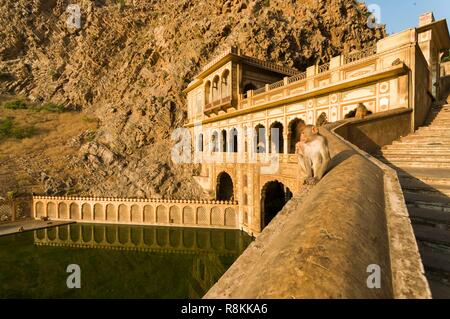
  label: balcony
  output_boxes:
[204,96,234,115]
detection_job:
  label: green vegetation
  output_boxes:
[443,49,450,62]
[0,117,37,140]
[115,0,125,9]
[32,102,66,113]
[1,99,68,113]
[3,100,27,110]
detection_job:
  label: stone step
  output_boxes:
[382,143,450,151]
[392,140,450,147]
[413,224,450,246]
[417,242,450,273]
[400,135,450,142]
[409,207,450,226]
[428,113,450,120]
[412,131,450,137]
[417,125,450,131]
[396,167,450,186]
[425,120,450,125]
[400,178,450,196]
[381,154,450,162]
[405,192,450,212]
[381,148,450,155]
[381,159,450,169]
[427,278,450,299]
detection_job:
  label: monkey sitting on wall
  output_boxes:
[295,125,331,185]
[344,103,372,119]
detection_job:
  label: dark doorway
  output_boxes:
[288,118,305,154]
[230,128,238,152]
[261,181,293,229]
[221,130,227,152]
[255,124,266,153]
[216,172,234,201]
[269,122,284,153]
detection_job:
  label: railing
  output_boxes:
[32,195,237,206]
[318,62,330,74]
[253,87,266,95]
[287,71,307,84]
[268,79,285,90]
[240,55,299,76]
[344,46,377,64]
[204,96,232,112]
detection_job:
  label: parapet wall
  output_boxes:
[205,112,430,299]
[334,108,413,154]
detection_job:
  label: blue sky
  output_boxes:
[359,0,450,34]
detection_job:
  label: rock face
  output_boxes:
[0,0,385,198]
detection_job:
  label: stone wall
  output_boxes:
[334,108,413,154]
[204,116,430,299]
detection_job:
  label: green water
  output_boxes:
[0,223,252,298]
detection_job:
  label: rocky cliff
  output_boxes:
[0,0,385,198]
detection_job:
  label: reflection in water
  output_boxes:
[0,224,252,299]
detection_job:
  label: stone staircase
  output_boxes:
[377,103,450,298]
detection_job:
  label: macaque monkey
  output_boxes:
[295,125,331,185]
[354,103,372,119]
[345,103,372,119]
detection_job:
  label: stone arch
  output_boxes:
[169,206,181,224]
[197,207,208,225]
[260,180,293,230]
[47,202,57,219]
[221,69,230,98]
[229,128,238,152]
[131,205,141,223]
[216,171,234,201]
[205,81,211,105]
[118,204,129,222]
[59,202,68,219]
[254,124,266,153]
[211,130,219,152]
[94,225,104,243]
[143,205,154,223]
[82,203,92,221]
[47,227,57,241]
[156,205,168,223]
[70,224,80,241]
[106,204,116,222]
[118,227,129,244]
[221,129,227,152]
[225,208,237,227]
[269,121,284,153]
[183,206,195,224]
[288,118,306,154]
[94,204,104,221]
[82,225,92,242]
[212,75,220,101]
[70,203,80,220]
[197,133,204,152]
[35,202,45,218]
[211,207,223,226]
[243,82,257,97]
